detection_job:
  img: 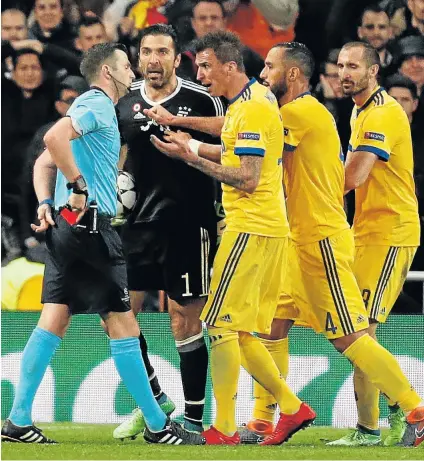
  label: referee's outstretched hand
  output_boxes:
[31,204,55,233]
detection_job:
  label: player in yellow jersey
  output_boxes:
[248,41,423,448]
[328,41,424,447]
[150,31,316,446]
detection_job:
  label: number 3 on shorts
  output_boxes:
[325,312,337,334]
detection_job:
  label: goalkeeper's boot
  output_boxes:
[401,406,424,447]
[202,426,240,445]
[113,394,176,440]
[383,406,406,446]
[183,419,203,434]
[327,427,381,446]
[260,403,316,446]
[239,419,273,444]
[144,418,205,445]
[1,419,57,444]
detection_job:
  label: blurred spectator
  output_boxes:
[314,48,353,152]
[326,0,373,50]
[358,4,394,73]
[251,0,299,29]
[116,0,167,66]
[402,0,424,37]
[226,0,296,58]
[20,75,89,250]
[75,15,110,53]
[380,0,409,37]
[395,35,424,94]
[1,8,28,41]
[1,8,28,77]
[1,7,80,79]
[2,48,57,246]
[28,0,77,50]
[386,72,420,121]
[125,0,167,30]
[179,0,264,81]
[162,0,194,47]
[102,0,139,41]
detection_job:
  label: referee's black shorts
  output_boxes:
[41,213,131,315]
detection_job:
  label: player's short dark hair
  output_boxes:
[273,42,315,80]
[78,15,105,34]
[386,73,418,99]
[80,42,128,84]
[359,4,390,25]
[341,41,380,68]
[191,0,225,18]
[138,24,180,56]
[12,47,41,67]
[194,30,245,71]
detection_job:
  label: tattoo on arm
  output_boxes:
[190,155,263,192]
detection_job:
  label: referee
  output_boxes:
[1,43,204,446]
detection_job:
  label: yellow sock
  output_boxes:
[208,327,240,436]
[253,337,289,422]
[353,365,380,431]
[239,332,301,415]
[344,334,421,413]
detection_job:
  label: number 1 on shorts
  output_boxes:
[181,272,193,297]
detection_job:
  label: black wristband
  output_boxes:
[66,175,88,195]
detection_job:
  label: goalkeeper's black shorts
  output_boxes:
[123,221,217,302]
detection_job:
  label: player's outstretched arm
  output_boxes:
[152,132,262,193]
[155,130,222,163]
[144,105,225,137]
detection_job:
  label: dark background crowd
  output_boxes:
[2,0,424,311]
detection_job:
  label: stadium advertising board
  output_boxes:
[2,313,423,427]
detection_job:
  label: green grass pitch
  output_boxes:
[1,424,423,460]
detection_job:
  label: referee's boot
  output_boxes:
[1,419,57,444]
[144,417,206,445]
[113,394,176,440]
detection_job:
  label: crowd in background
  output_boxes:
[2,0,424,311]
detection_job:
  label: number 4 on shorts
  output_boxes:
[325,312,337,334]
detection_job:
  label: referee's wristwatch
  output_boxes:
[66,175,88,198]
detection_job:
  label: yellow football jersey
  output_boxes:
[282,92,349,245]
[221,79,288,237]
[349,86,420,246]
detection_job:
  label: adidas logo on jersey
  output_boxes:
[220,314,232,323]
[380,307,386,315]
[357,314,366,324]
[133,112,145,120]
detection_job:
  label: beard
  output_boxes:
[341,73,370,96]
[271,79,288,100]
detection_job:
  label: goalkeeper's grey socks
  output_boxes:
[176,332,208,429]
